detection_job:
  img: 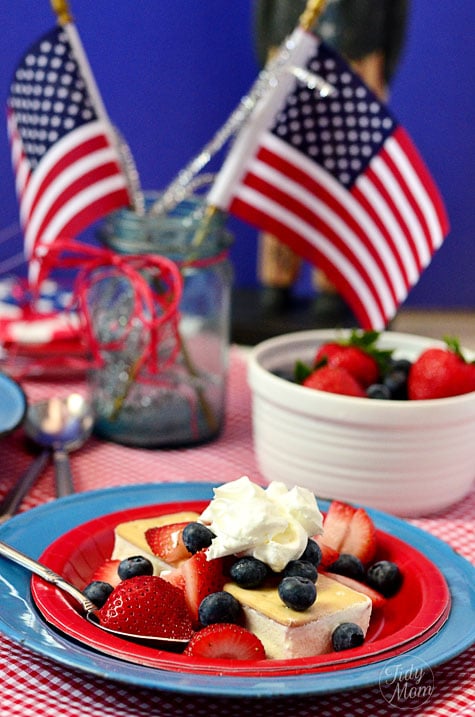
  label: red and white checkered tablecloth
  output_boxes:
[0,346,473,717]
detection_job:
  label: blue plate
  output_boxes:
[0,483,474,697]
[0,372,26,436]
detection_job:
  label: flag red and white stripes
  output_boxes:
[7,26,132,283]
[209,27,449,329]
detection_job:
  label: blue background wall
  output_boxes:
[0,1,474,308]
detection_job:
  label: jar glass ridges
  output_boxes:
[91,194,233,448]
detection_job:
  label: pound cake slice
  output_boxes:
[111,511,200,574]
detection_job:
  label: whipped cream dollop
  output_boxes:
[200,476,323,572]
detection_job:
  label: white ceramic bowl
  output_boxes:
[248,330,475,517]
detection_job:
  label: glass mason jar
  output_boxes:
[89,194,233,448]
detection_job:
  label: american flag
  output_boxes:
[7,25,132,283]
[208,28,449,329]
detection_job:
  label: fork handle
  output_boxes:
[0,450,50,524]
[53,449,75,497]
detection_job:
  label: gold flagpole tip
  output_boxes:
[299,0,328,32]
[50,0,73,25]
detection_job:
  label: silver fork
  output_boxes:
[0,450,50,524]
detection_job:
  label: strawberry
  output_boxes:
[303,365,366,397]
[160,568,187,592]
[321,501,377,565]
[341,508,377,564]
[180,549,226,624]
[96,575,194,639]
[313,538,340,568]
[89,559,121,587]
[184,623,266,660]
[321,571,386,610]
[408,337,475,399]
[321,501,356,550]
[145,522,192,564]
[313,331,392,388]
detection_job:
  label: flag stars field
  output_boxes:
[9,31,97,169]
[272,45,396,190]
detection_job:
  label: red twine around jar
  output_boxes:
[33,238,184,375]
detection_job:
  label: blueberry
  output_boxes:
[117,555,153,580]
[366,560,402,597]
[327,554,365,580]
[83,580,114,608]
[389,358,412,376]
[198,591,241,626]
[366,383,391,400]
[299,538,322,567]
[384,370,408,400]
[182,522,215,554]
[278,576,316,611]
[229,556,268,588]
[332,622,365,651]
[283,559,318,582]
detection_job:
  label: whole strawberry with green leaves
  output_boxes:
[408,337,475,399]
[296,330,393,396]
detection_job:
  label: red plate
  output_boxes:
[31,500,451,677]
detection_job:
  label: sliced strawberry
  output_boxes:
[180,549,225,624]
[145,522,192,564]
[321,570,386,609]
[96,575,194,639]
[314,537,340,568]
[321,502,377,565]
[160,568,186,593]
[89,559,121,587]
[341,507,377,564]
[184,623,266,660]
[322,501,356,552]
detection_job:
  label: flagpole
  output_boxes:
[50,0,71,25]
[49,2,217,428]
[190,0,329,248]
[50,0,144,214]
[299,0,328,33]
[51,0,111,123]
[150,1,327,222]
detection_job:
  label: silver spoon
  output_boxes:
[0,539,189,649]
[24,394,94,498]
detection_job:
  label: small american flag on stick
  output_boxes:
[7,24,133,283]
[208,27,449,329]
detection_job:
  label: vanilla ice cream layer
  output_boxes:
[225,574,372,659]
